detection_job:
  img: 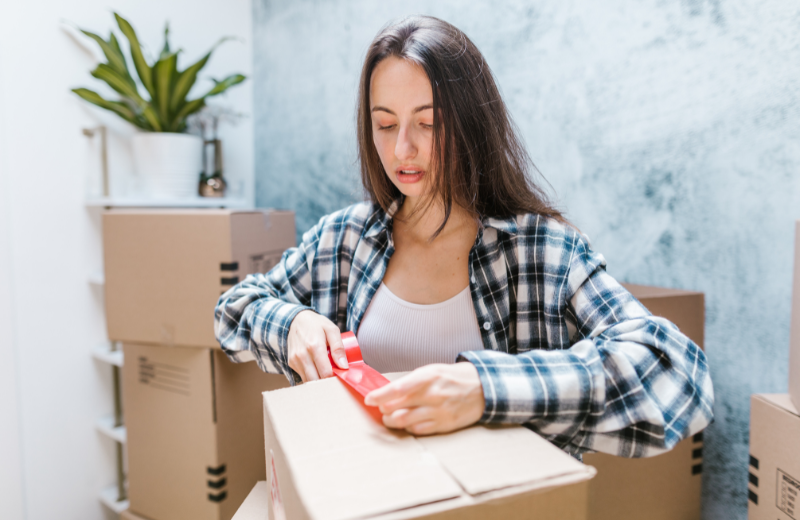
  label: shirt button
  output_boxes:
[483,322,491,331]
[470,276,476,284]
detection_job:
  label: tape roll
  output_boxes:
[327,331,390,400]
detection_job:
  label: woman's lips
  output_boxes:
[396,168,425,184]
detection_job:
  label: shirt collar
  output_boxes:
[363,197,519,239]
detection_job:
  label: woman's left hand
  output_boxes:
[364,362,485,435]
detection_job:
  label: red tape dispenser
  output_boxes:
[327,331,389,400]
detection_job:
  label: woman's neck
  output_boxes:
[395,195,477,243]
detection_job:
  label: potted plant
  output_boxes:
[72,13,245,198]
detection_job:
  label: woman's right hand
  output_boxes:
[288,310,349,382]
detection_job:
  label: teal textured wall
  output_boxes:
[253,2,800,517]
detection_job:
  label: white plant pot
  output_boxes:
[132,133,203,198]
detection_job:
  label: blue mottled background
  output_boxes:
[253,1,800,518]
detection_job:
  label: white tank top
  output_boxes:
[356,282,485,373]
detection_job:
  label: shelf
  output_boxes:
[92,342,123,367]
[88,271,105,286]
[96,415,126,444]
[85,196,250,209]
[99,484,129,514]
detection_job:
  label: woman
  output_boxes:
[215,16,713,457]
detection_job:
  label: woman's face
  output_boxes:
[370,57,434,200]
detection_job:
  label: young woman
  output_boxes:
[215,16,713,457]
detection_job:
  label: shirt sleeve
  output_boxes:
[214,222,322,383]
[458,233,715,458]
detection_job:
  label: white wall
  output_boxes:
[0,28,26,520]
[0,2,253,519]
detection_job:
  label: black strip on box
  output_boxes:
[748,489,758,504]
[221,276,239,285]
[208,491,228,503]
[692,447,703,459]
[220,262,239,271]
[748,472,758,487]
[208,478,227,490]
[749,455,759,470]
[207,464,226,476]
[693,432,704,443]
[692,463,703,475]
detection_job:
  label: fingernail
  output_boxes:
[364,394,374,406]
[337,355,349,369]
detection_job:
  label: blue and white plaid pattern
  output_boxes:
[215,200,714,457]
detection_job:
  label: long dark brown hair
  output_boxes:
[357,16,566,236]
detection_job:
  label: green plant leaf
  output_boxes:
[205,74,246,97]
[91,63,143,101]
[79,28,132,84]
[108,33,131,75]
[153,51,178,127]
[72,88,150,130]
[114,12,154,99]
[169,98,205,131]
[169,37,235,114]
[159,22,171,59]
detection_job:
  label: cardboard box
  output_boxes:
[789,222,800,409]
[262,375,596,520]
[583,283,705,520]
[748,394,800,520]
[104,209,295,349]
[121,509,149,520]
[123,343,290,520]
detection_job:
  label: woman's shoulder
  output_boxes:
[492,212,589,247]
[303,200,385,241]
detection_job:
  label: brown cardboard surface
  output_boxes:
[121,509,150,520]
[104,209,295,349]
[124,343,289,520]
[583,283,705,520]
[789,222,800,409]
[748,394,800,520]
[234,480,589,520]
[262,376,595,520]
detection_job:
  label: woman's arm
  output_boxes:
[458,234,715,457]
[214,223,320,381]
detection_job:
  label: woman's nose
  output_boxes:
[394,125,417,161]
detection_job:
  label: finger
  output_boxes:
[383,406,436,430]
[300,347,321,382]
[407,420,438,436]
[324,325,348,369]
[310,341,334,379]
[365,369,432,406]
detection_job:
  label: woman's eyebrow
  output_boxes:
[371,104,433,115]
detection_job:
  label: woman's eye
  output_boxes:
[420,123,433,129]
[377,124,396,131]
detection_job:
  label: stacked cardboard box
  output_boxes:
[747,394,800,520]
[583,283,705,520]
[103,209,296,520]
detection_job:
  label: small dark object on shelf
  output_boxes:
[199,173,226,197]
[199,138,226,197]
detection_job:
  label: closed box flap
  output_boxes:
[416,425,588,496]
[264,377,594,520]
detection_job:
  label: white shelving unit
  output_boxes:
[86,196,249,209]
[95,414,127,444]
[99,484,130,515]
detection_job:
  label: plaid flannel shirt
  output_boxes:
[215,200,714,457]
